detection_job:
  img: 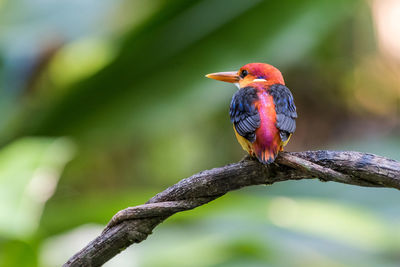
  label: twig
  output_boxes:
[63,150,400,267]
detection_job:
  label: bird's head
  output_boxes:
[206,63,284,88]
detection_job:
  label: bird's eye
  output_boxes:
[240,70,248,78]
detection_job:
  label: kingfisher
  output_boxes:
[206,63,297,164]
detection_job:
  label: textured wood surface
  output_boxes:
[64,151,400,266]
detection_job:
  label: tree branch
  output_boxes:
[63,150,400,266]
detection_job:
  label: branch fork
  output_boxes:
[64,151,400,267]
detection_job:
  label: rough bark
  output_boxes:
[64,151,400,266]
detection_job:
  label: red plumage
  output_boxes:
[253,87,281,163]
[206,63,297,164]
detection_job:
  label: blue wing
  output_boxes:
[269,84,297,141]
[229,86,261,143]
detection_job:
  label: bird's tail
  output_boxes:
[254,146,280,164]
[253,135,281,164]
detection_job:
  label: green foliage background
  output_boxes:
[0,0,399,266]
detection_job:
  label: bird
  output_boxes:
[206,63,297,164]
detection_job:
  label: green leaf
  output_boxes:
[0,137,75,239]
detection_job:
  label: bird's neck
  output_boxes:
[240,81,282,92]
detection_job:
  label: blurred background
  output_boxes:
[0,0,399,266]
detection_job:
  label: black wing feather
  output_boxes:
[269,84,297,141]
[230,87,260,143]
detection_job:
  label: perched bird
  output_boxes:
[206,63,297,164]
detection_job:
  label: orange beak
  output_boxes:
[205,71,239,83]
